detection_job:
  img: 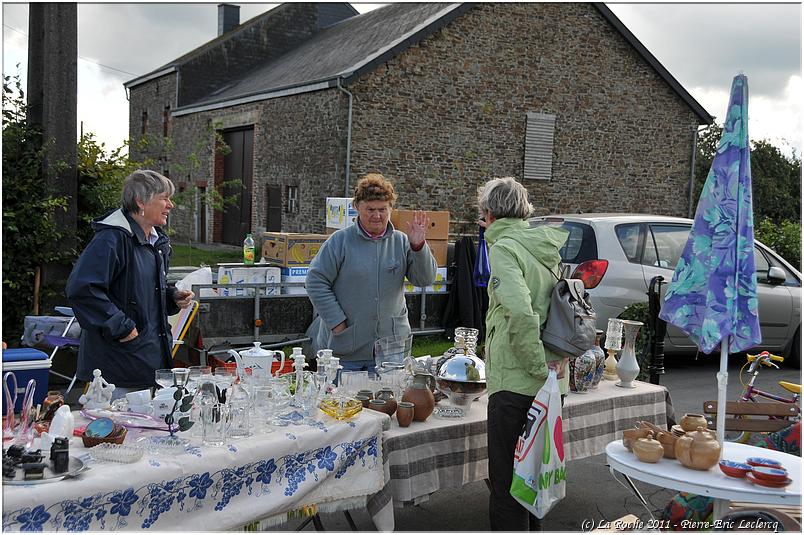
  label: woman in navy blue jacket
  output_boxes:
[66,170,193,399]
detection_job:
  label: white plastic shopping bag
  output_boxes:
[510,369,566,518]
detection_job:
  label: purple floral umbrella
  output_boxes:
[659,74,761,445]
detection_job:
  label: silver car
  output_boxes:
[529,214,801,365]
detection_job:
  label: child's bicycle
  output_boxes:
[727,351,800,443]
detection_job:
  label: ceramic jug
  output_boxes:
[228,342,286,378]
[402,380,435,422]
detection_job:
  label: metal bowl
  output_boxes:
[437,354,486,406]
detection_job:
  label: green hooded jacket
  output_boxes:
[484,218,570,397]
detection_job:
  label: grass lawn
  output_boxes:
[171,244,243,267]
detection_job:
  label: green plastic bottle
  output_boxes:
[243,233,255,265]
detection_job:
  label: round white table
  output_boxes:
[606,440,801,521]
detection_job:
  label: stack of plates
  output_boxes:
[670,424,685,437]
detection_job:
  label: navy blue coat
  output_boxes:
[66,209,179,388]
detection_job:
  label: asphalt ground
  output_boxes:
[269,352,801,532]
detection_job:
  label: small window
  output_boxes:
[140,110,148,135]
[646,225,690,270]
[754,247,771,283]
[163,105,171,137]
[616,224,645,264]
[286,185,299,214]
[524,112,556,180]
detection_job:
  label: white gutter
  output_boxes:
[172,81,331,117]
[124,66,176,89]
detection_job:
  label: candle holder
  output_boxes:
[603,318,623,381]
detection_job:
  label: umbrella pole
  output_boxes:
[716,337,730,447]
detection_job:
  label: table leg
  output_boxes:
[713,498,729,522]
[343,510,358,531]
[295,514,326,531]
[622,474,650,510]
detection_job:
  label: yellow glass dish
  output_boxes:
[318,397,363,420]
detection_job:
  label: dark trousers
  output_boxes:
[487,391,565,531]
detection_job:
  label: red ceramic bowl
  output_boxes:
[751,465,788,482]
[746,457,782,468]
[718,460,752,478]
[746,473,792,488]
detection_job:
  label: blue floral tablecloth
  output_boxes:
[2,410,386,531]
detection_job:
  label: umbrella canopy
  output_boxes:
[659,74,761,444]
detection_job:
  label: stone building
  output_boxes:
[126,2,711,245]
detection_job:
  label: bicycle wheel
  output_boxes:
[722,415,752,443]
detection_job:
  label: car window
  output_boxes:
[754,247,771,283]
[646,225,690,270]
[615,224,644,263]
[530,220,597,264]
[755,246,801,287]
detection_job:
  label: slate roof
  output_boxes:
[178,3,470,111]
[141,2,710,124]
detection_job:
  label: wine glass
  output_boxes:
[187,366,212,392]
[155,369,174,390]
[172,368,190,389]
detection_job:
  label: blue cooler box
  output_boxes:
[2,348,51,413]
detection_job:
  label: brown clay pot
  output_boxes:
[356,390,374,400]
[375,388,397,416]
[356,395,371,408]
[675,426,721,470]
[679,413,709,433]
[368,399,395,417]
[396,402,414,427]
[632,432,664,463]
[402,384,435,422]
[622,428,652,452]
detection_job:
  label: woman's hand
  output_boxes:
[547,357,569,379]
[120,327,138,342]
[332,320,347,334]
[404,210,429,249]
[174,290,194,309]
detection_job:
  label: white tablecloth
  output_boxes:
[2,410,386,531]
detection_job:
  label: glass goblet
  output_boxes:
[172,368,190,389]
[155,369,174,390]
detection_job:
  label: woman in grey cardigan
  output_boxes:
[305,173,437,372]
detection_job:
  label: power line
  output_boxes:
[3,23,138,77]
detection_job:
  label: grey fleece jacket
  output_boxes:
[305,221,437,362]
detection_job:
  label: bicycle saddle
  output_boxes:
[777,381,801,394]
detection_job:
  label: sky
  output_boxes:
[2,2,801,157]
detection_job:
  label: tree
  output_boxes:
[2,76,69,341]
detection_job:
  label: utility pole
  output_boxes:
[27,3,78,310]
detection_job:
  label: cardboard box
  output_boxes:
[326,197,357,230]
[217,266,281,296]
[427,239,448,267]
[391,210,450,240]
[325,227,338,235]
[404,267,448,294]
[261,232,328,267]
[281,266,309,295]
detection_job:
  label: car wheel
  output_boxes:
[787,327,800,369]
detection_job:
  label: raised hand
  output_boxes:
[404,210,429,248]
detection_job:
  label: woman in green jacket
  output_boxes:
[478,177,569,531]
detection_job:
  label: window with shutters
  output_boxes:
[524,112,556,180]
[286,185,299,213]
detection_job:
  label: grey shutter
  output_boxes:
[524,112,556,180]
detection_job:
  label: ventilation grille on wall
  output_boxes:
[524,112,556,181]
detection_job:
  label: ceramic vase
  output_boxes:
[569,350,596,394]
[615,320,643,388]
[590,331,606,389]
[396,402,414,427]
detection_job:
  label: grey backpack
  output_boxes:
[531,257,597,360]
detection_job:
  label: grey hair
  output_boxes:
[477,177,533,220]
[121,169,175,213]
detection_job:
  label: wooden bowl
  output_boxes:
[622,428,652,451]
[81,424,127,448]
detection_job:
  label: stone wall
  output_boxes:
[131,3,704,242]
[128,72,177,171]
[347,3,701,235]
